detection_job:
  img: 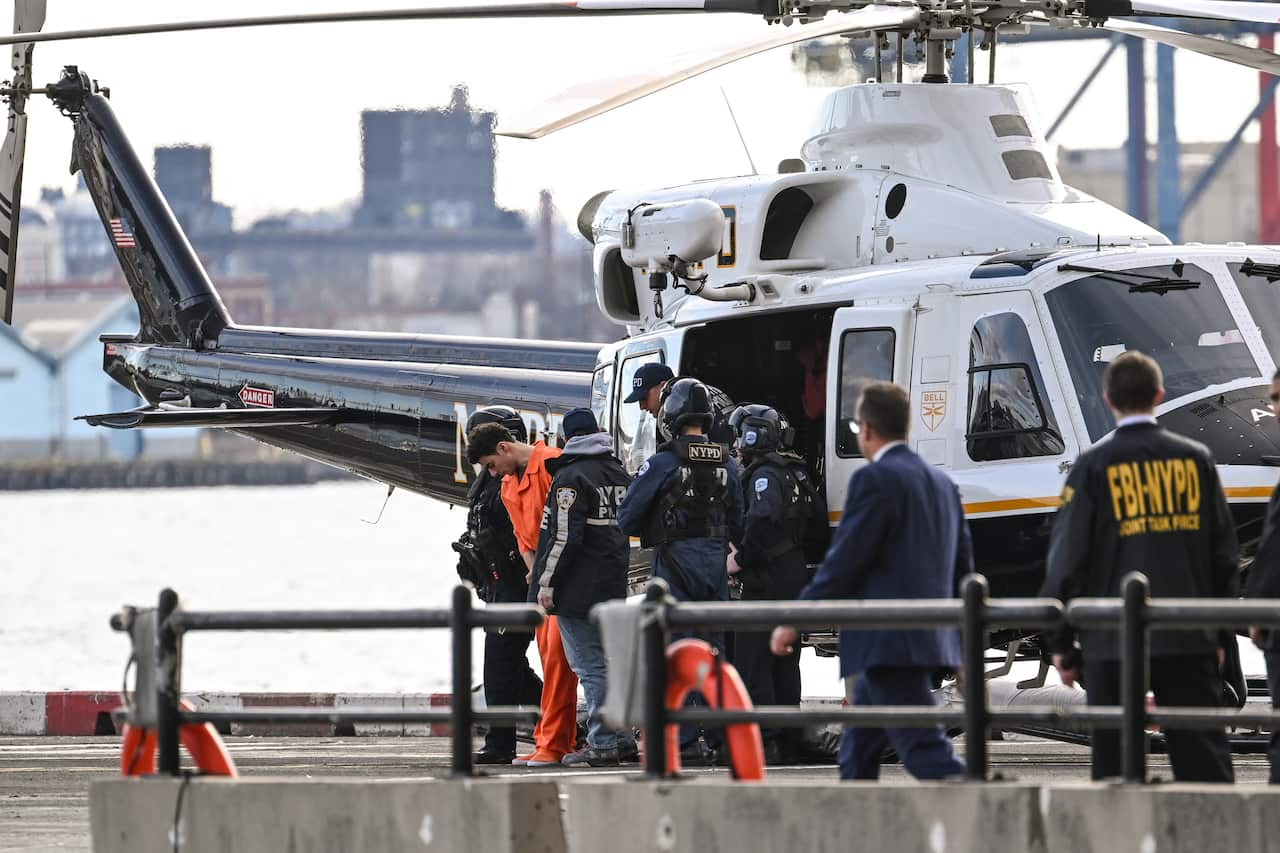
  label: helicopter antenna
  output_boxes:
[720,86,757,176]
[362,484,396,525]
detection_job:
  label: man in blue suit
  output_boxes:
[771,381,970,780]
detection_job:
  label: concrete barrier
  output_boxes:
[90,776,1280,853]
[563,779,1280,853]
[1041,784,1279,853]
[90,778,566,853]
[562,779,1040,853]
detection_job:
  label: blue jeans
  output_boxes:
[840,667,966,781]
[557,615,635,751]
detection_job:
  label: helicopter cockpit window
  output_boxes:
[590,365,614,435]
[836,328,896,457]
[966,313,1065,461]
[618,351,663,474]
[1046,263,1262,441]
[1227,262,1280,361]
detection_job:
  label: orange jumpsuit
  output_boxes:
[501,441,579,760]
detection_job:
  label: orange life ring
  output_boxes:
[120,699,238,777]
[662,638,765,781]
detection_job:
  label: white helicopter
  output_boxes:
[3,0,1280,696]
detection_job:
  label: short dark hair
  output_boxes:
[466,422,514,465]
[1104,351,1163,412]
[1273,367,1280,382]
[857,382,909,441]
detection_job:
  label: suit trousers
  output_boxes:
[839,667,966,780]
[732,629,802,751]
[532,615,580,758]
[480,627,543,757]
[1083,653,1234,782]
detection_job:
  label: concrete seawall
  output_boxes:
[90,777,1280,853]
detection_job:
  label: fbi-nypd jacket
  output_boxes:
[1040,419,1239,660]
[529,432,630,620]
[1245,485,1280,651]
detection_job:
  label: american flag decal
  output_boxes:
[109,216,136,248]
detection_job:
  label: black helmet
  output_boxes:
[658,378,713,442]
[732,404,794,454]
[466,405,527,443]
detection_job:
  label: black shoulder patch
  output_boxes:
[686,442,724,463]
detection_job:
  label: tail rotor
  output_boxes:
[0,0,45,325]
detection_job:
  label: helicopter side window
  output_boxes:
[617,351,663,474]
[591,365,614,435]
[836,328,896,457]
[966,313,1065,462]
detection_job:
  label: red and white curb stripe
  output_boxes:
[0,692,455,737]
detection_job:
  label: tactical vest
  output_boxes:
[466,474,525,598]
[745,452,829,561]
[641,436,734,547]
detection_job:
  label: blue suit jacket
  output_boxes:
[800,444,973,677]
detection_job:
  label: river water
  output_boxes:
[1,481,845,694]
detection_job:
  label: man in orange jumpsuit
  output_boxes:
[468,421,579,766]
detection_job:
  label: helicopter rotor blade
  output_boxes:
[1087,0,1280,25]
[0,1,783,48]
[496,4,919,139]
[0,0,45,326]
[1103,18,1280,74]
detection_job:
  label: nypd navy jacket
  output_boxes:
[1040,422,1239,660]
[530,433,631,619]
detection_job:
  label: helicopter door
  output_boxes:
[825,305,914,514]
[911,290,1075,501]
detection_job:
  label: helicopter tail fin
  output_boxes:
[0,0,46,325]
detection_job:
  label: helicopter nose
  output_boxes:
[1156,384,1280,467]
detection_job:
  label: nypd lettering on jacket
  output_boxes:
[530,433,632,619]
[686,442,724,463]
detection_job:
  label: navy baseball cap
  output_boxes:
[624,363,675,404]
[561,407,600,439]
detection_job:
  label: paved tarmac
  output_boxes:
[1,735,1273,851]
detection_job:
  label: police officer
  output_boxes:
[529,408,637,767]
[1246,368,1280,783]
[618,378,744,761]
[727,404,827,763]
[1040,351,1237,782]
[455,406,544,765]
[623,363,736,472]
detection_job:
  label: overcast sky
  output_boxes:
[14,1,1269,228]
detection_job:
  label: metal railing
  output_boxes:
[110,585,542,777]
[637,573,1280,783]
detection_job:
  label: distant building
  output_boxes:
[16,193,65,283]
[355,86,520,232]
[0,323,55,456]
[154,145,233,236]
[1057,141,1258,244]
[45,180,114,280]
